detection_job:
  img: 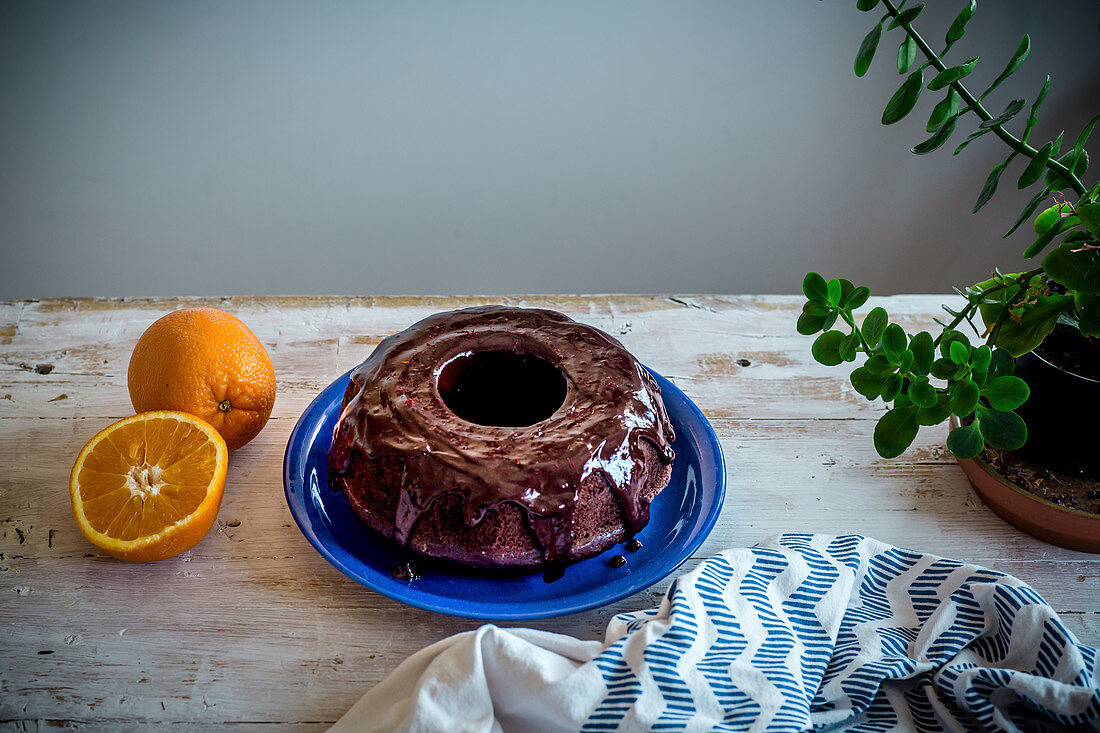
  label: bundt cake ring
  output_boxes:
[327,305,675,570]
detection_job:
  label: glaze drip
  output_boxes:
[327,306,675,563]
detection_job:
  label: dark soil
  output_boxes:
[982,447,1100,515]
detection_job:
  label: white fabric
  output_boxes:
[331,534,1100,732]
[336,627,602,733]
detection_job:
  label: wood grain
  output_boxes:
[1,295,1096,728]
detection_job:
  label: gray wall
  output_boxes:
[2,1,1097,298]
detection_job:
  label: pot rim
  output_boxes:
[1024,343,1100,385]
[948,415,1100,520]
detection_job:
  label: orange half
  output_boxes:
[70,411,229,562]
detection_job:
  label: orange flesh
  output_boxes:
[77,416,220,540]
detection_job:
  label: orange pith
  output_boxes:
[70,411,228,562]
[127,308,276,451]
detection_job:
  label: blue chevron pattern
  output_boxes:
[584,534,1100,731]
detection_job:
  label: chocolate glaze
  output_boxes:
[391,560,422,581]
[327,306,675,564]
[542,563,565,583]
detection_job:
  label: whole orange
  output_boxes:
[128,308,276,451]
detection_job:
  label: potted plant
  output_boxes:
[797,0,1100,551]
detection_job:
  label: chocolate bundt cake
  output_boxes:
[327,306,675,569]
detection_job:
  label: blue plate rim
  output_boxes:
[283,366,726,620]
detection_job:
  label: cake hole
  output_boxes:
[438,351,567,427]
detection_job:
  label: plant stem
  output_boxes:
[931,267,1044,348]
[880,0,1086,198]
[840,309,873,352]
[987,270,1041,343]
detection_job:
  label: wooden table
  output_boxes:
[2,295,1097,730]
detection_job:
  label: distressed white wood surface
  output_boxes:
[1,295,1097,730]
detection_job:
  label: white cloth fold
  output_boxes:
[331,534,1100,732]
[340,627,602,733]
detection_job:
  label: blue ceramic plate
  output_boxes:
[283,368,726,620]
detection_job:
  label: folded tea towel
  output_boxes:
[330,534,1100,732]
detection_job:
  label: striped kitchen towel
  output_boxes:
[330,534,1100,732]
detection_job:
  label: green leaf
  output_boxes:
[927,89,961,132]
[855,22,883,77]
[912,117,957,155]
[987,349,1014,380]
[982,375,1029,411]
[1034,203,1078,235]
[1044,149,1089,190]
[980,34,1030,101]
[1063,231,1095,245]
[1078,201,1100,238]
[812,330,846,366]
[949,339,970,365]
[918,394,952,426]
[990,293,1075,357]
[979,98,1027,129]
[977,405,1027,450]
[1050,130,1066,157]
[1043,243,1100,295]
[1023,215,1072,258]
[881,323,906,357]
[897,35,917,74]
[862,307,889,348]
[909,331,934,374]
[930,357,957,379]
[802,272,829,301]
[1022,75,1050,142]
[953,125,992,155]
[970,344,992,372]
[947,421,985,458]
[845,286,871,310]
[888,4,924,30]
[857,0,880,10]
[865,354,896,376]
[796,313,827,336]
[838,278,856,305]
[882,70,924,125]
[1003,187,1051,238]
[898,349,915,373]
[1069,113,1100,175]
[945,0,976,44]
[939,329,970,358]
[949,379,980,416]
[839,332,861,362]
[826,278,843,306]
[851,367,886,399]
[973,160,1011,213]
[975,276,1021,330]
[928,57,978,91]
[1017,141,1053,189]
[1075,292,1100,337]
[873,405,920,458]
[799,302,834,335]
[881,373,904,401]
[909,379,938,408]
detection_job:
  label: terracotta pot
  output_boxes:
[951,416,1100,553]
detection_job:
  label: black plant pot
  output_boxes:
[1012,330,1100,479]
